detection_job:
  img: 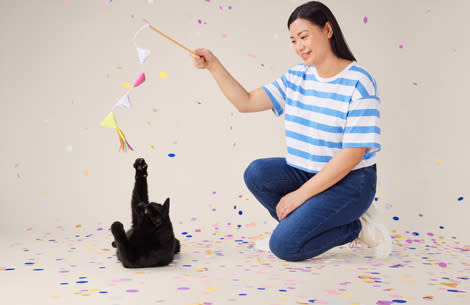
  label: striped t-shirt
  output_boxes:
[262,61,381,173]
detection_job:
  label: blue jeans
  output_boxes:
[244,158,377,261]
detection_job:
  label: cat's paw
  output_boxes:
[111,221,124,234]
[133,158,148,177]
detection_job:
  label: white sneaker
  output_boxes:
[255,237,271,252]
[358,204,392,259]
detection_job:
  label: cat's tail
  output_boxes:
[174,238,181,254]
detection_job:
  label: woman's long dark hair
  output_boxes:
[288,1,356,61]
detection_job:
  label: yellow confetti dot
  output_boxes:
[123,82,132,88]
[86,246,92,251]
[151,145,155,149]
[437,158,442,163]
[159,71,168,79]
[84,170,89,176]
[136,271,145,274]
[50,296,59,299]
[147,121,151,126]
[88,289,101,292]
[230,126,232,130]
[17,173,20,178]
[41,191,47,195]
[116,66,123,70]
[76,224,82,228]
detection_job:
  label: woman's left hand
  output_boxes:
[276,191,307,221]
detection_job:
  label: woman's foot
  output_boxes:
[358,205,392,258]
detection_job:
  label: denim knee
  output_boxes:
[243,160,261,190]
[269,230,304,262]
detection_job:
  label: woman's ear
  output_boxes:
[324,22,333,39]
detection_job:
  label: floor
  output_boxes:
[1,220,469,305]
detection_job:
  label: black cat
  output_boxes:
[111,158,180,268]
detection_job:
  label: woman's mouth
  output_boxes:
[301,51,311,60]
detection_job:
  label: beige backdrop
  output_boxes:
[1,0,469,245]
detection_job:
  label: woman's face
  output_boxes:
[289,18,332,66]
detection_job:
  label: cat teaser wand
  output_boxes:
[142,18,196,56]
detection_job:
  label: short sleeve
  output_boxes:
[262,73,289,117]
[342,92,381,155]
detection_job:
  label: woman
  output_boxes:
[192,1,391,261]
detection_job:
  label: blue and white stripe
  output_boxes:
[262,62,381,173]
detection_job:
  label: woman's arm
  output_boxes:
[276,147,367,220]
[192,48,273,113]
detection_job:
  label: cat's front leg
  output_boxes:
[132,158,149,226]
[134,158,148,179]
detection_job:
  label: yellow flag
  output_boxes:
[101,112,118,129]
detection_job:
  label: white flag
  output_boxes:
[113,93,131,109]
[136,47,151,64]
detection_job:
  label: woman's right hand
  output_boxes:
[192,48,219,71]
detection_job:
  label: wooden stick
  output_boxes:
[144,21,196,56]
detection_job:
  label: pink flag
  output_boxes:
[133,73,146,87]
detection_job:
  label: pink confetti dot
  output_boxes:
[399,44,404,49]
[363,16,368,23]
[438,262,447,268]
[126,289,139,293]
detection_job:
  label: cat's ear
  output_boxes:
[163,198,170,210]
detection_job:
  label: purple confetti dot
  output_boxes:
[363,16,368,23]
[438,262,447,268]
[126,289,139,293]
[177,287,190,290]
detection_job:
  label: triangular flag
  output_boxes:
[136,47,151,64]
[101,112,118,129]
[114,93,131,109]
[133,72,146,88]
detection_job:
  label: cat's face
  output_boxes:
[140,198,170,228]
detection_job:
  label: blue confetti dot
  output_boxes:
[33,269,44,271]
[233,205,237,209]
[238,293,247,296]
[182,232,188,235]
[393,216,399,221]
[238,210,243,215]
[99,291,108,294]
[439,226,444,229]
[168,153,175,158]
[60,282,69,285]
[458,196,464,201]
[76,281,88,284]
[5,268,15,271]
[24,262,35,265]
[392,300,407,303]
